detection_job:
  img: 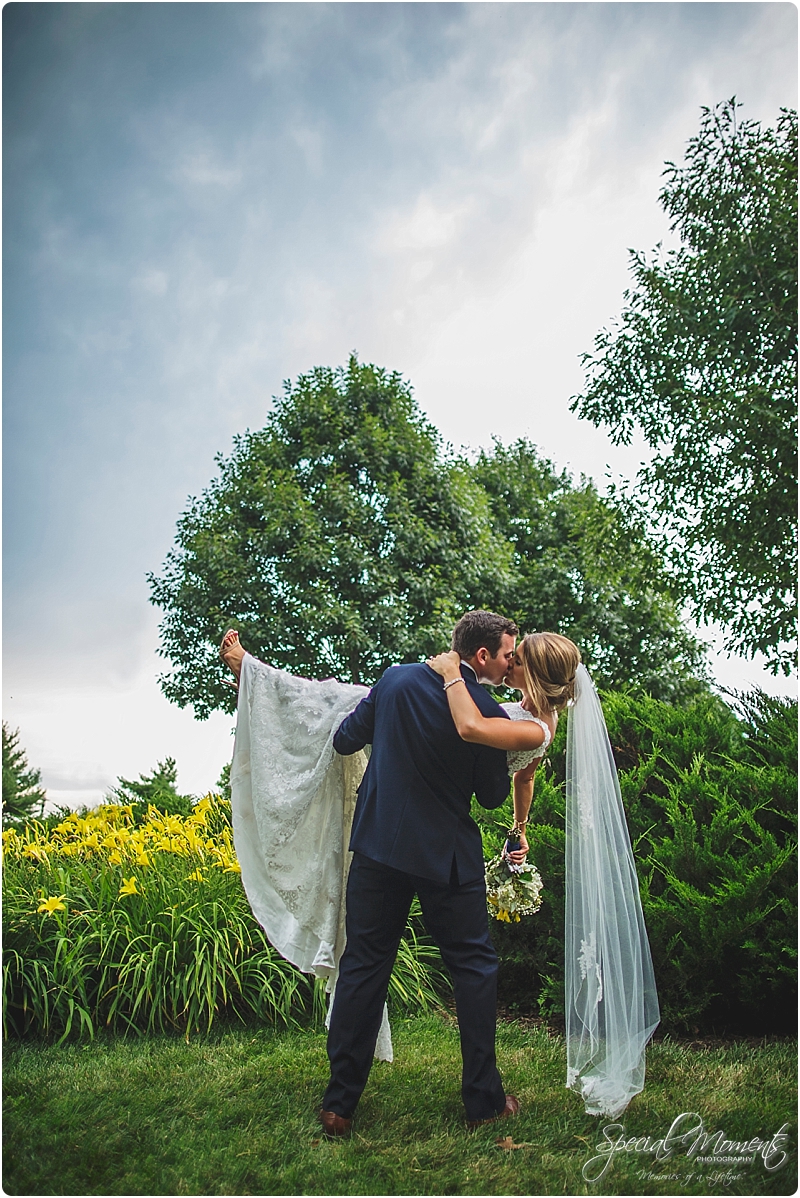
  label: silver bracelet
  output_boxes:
[443,677,466,691]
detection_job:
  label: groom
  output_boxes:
[321,610,521,1135]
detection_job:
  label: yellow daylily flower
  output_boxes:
[2,830,22,855]
[191,796,212,820]
[135,851,151,867]
[119,876,140,897]
[108,850,123,865]
[23,845,49,863]
[37,895,67,916]
[159,815,183,836]
[188,868,205,882]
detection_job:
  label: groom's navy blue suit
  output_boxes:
[323,661,511,1123]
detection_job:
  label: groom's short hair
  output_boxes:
[451,611,519,659]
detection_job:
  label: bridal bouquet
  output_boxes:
[485,847,543,923]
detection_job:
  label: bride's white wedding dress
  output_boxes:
[229,652,392,1060]
[503,703,554,771]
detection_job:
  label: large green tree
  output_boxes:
[571,100,797,673]
[151,358,705,718]
[469,440,707,701]
[149,357,506,717]
[2,723,47,825]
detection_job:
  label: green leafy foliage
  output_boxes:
[2,724,46,827]
[149,355,505,717]
[150,360,707,717]
[475,689,797,1034]
[469,439,707,702]
[572,100,797,672]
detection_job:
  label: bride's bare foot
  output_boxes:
[220,629,246,681]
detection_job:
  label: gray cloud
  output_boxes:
[4,2,796,794]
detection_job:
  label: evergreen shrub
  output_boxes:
[475,689,797,1035]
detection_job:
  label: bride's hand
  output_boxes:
[506,830,529,865]
[426,650,462,681]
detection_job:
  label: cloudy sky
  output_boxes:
[4,1,796,809]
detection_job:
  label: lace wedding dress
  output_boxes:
[230,652,393,1060]
[503,703,554,772]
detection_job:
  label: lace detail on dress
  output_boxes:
[504,704,555,774]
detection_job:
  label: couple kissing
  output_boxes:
[220,609,659,1135]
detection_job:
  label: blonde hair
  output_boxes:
[518,632,581,714]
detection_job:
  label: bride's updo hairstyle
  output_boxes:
[519,632,581,714]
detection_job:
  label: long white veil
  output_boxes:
[565,663,660,1117]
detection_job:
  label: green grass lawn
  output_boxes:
[3,1015,796,1196]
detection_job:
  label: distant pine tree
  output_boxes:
[110,757,193,819]
[2,723,47,825]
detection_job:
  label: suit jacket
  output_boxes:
[333,662,510,885]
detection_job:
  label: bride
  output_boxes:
[221,624,659,1118]
[426,634,660,1117]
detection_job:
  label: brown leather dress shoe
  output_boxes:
[320,1109,353,1137]
[466,1094,520,1130]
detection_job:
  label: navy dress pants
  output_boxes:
[322,852,506,1123]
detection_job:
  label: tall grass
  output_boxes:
[3,796,445,1040]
